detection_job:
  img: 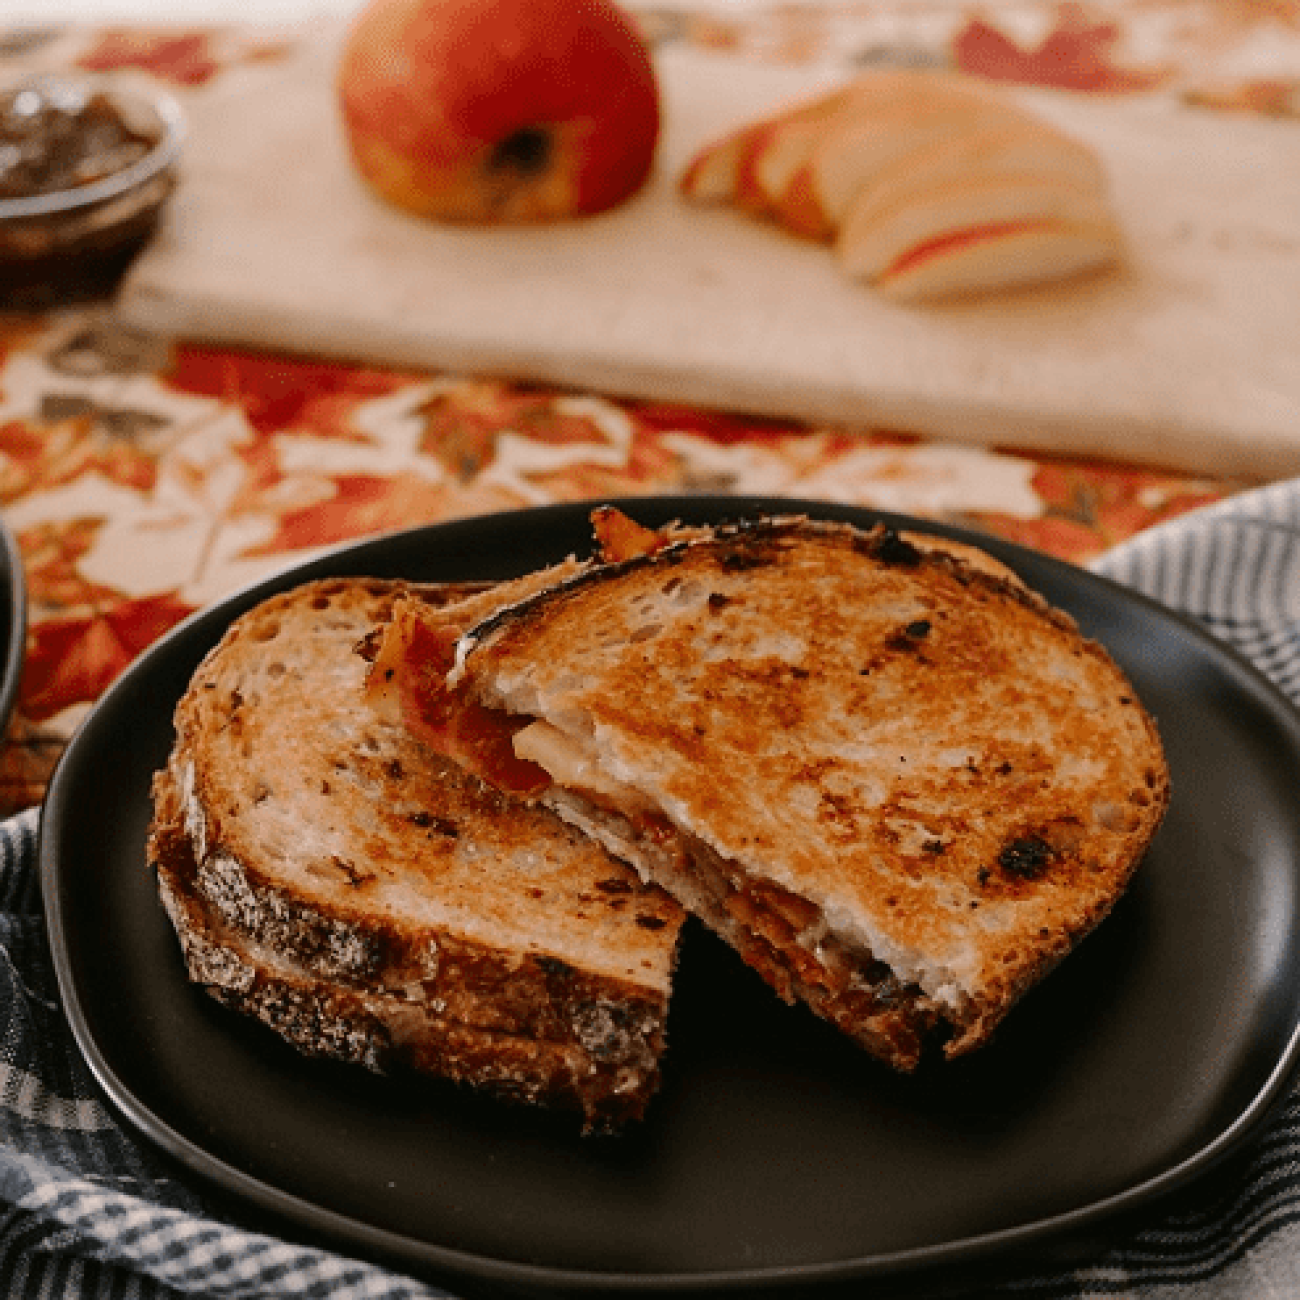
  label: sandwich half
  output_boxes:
[366,511,1169,1071]
[151,576,685,1131]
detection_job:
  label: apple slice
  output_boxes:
[876,221,1123,301]
[777,115,942,240]
[731,87,859,218]
[678,66,1123,301]
[787,98,1049,237]
[735,89,858,218]
[768,70,1059,239]
[848,121,1107,223]
[680,86,848,210]
[685,69,1031,230]
[679,125,756,204]
[837,172,1118,284]
[693,73,981,223]
[778,109,976,239]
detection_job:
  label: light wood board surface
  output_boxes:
[117,29,1300,477]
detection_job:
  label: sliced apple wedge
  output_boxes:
[680,85,848,209]
[837,173,1120,292]
[733,87,856,217]
[738,89,857,217]
[679,67,1124,301]
[849,122,1107,221]
[790,100,1054,237]
[684,73,995,223]
[779,109,974,239]
[767,74,1024,237]
[876,221,1123,301]
[679,125,754,204]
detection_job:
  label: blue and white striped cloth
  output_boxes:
[0,822,454,1299]
[3,480,1300,1298]
[1092,479,1300,708]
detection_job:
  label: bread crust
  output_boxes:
[153,576,684,1130]
[453,516,1170,1066]
[153,780,653,1125]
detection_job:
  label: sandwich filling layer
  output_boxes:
[548,785,946,1069]
[511,719,949,1066]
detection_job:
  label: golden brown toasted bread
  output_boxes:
[371,513,1169,1070]
[151,576,685,1131]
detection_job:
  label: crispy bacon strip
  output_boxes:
[364,597,550,797]
[367,508,668,796]
[591,506,669,563]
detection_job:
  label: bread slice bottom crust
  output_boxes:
[151,769,666,1131]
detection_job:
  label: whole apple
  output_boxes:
[338,0,661,222]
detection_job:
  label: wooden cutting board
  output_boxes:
[117,28,1300,478]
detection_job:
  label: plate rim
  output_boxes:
[39,494,1300,1293]
[0,513,26,740]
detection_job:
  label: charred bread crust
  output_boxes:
[454,514,1170,1067]
[152,782,659,1130]
[169,756,676,1046]
[165,763,676,1052]
[461,518,1053,658]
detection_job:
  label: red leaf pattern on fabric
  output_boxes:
[21,594,196,721]
[76,30,222,85]
[954,5,1168,91]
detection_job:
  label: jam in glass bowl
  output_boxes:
[0,75,186,307]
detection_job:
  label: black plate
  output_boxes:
[0,514,25,738]
[41,497,1300,1295]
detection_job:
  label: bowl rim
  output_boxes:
[0,75,187,221]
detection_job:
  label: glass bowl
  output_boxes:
[0,75,186,308]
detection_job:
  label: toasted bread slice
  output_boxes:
[372,513,1169,1071]
[153,576,685,1131]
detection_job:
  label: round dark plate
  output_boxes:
[40,497,1300,1295]
[0,514,26,738]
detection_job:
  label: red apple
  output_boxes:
[338,0,661,222]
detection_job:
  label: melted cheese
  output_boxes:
[513,721,650,810]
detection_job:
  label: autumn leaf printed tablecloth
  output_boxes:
[0,314,1242,812]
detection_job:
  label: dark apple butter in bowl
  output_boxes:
[0,76,185,308]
